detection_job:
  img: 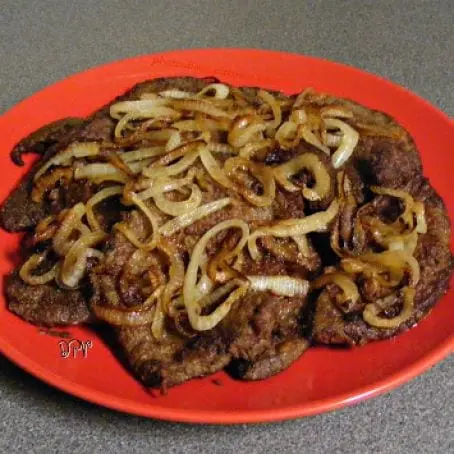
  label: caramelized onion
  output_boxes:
[207,227,250,283]
[86,186,123,232]
[275,121,299,149]
[92,304,156,326]
[184,220,249,330]
[151,298,166,339]
[173,118,230,132]
[138,169,196,200]
[159,197,232,237]
[199,146,234,189]
[197,83,230,99]
[239,139,274,159]
[32,167,73,202]
[361,250,420,287]
[153,183,202,216]
[60,231,106,288]
[258,90,282,130]
[414,201,427,234]
[363,287,415,328]
[34,142,100,181]
[224,157,276,207]
[193,279,249,330]
[324,118,359,168]
[341,258,397,288]
[171,99,233,119]
[228,115,266,148]
[143,148,200,179]
[125,192,160,250]
[53,203,86,255]
[158,240,185,316]
[289,109,307,124]
[274,152,331,201]
[74,163,129,184]
[301,125,330,154]
[248,199,339,260]
[320,106,354,119]
[110,99,173,117]
[19,253,58,285]
[159,89,194,99]
[313,272,360,312]
[370,186,414,225]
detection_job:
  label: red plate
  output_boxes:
[0,49,453,424]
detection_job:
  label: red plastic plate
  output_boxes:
[0,49,452,424]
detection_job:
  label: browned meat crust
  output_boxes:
[5,272,93,326]
[226,292,309,380]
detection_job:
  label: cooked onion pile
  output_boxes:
[21,83,427,335]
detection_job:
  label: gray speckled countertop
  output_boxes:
[1,1,453,452]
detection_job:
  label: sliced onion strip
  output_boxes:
[34,142,100,181]
[159,197,232,237]
[52,203,86,255]
[248,199,338,260]
[363,287,415,329]
[86,186,123,232]
[274,152,331,201]
[199,146,234,189]
[154,183,202,217]
[247,275,309,297]
[60,231,106,288]
[74,163,129,184]
[324,118,359,168]
[19,254,58,285]
[184,219,249,330]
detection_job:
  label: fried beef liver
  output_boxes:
[1,78,232,329]
[2,78,452,387]
[0,77,224,233]
[226,292,310,380]
[4,190,123,327]
[90,210,232,388]
[91,205,313,388]
[5,272,92,326]
[308,102,453,344]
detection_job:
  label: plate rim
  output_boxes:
[0,48,453,424]
[0,332,452,424]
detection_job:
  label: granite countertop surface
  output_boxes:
[0,1,452,453]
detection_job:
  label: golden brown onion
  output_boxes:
[184,219,249,330]
[153,183,202,216]
[159,198,232,237]
[363,287,415,328]
[224,157,276,207]
[313,272,360,312]
[32,167,73,202]
[19,253,58,285]
[273,152,331,201]
[52,203,87,255]
[92,304,157,326]
[199,146,234,189]
[248,199,339,260]
[34,142,100,181]
[228,115,266,148]
[86,186,123,232]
